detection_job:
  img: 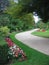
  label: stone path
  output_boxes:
[15,29,49,55]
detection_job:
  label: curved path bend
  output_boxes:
[15,29,49,55]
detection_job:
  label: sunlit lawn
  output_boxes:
[10,32,49,65]
[32,30,49,38]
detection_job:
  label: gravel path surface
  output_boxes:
[15,29,49,55]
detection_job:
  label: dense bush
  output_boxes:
[36,21,46,29]
[0,44,9,65]
[0,13,34,32]
[45,22,49,30]
[0,26,10,36]
[36,20,49,30]
[0,14,10,26]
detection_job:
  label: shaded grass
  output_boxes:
[32,30,49,38]
[10,32,49,65]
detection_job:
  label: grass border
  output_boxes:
[10,32,49,65]
[31,30,49,38]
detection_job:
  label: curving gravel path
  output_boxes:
[15,29,49,55]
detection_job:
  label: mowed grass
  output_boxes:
[10,32,49,65]
[0,36,6,45]
[32,30,49,38]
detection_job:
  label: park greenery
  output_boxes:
[36,20,49,29]
[0,0,49,65]
[32,29,49,38]
[9,32,49,65]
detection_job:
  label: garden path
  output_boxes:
[15,29,49,55]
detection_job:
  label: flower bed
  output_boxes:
[5,38,27,61]
[37,29,46,32]
[42,29,46,32]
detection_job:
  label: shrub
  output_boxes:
[0,44,9,65]
[0,14,10,26]
[0,26,10,36]
[8,25,16,32]
[42,29,46,32]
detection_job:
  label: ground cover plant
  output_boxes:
[10,32,49,65]
[32,29,49,38]
[0,36,9,65]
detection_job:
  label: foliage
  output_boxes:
[36,21,46,29]
[45,22,49,30]
[19,13,35,30]
[5,0,35,31]
[0,36,6,46]
[0,12,34,32]
[36,20,49,30]
[0,14,10,26]
[0,26,10,36]
[0,14,16,32]
[20,13,35,26]
[18,0,49,23]
[6,2,35,31]
[0,44,9,65]
[1,0,49,23]
[0,0,9,13]
[6,3,24,18]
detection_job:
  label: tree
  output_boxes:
[0,0,9,13]
[20,13,35,26]
[16,13,35,30]
[18,0,49,23]
[6,3,24,18]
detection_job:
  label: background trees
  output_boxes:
[19,13,35,30]
[5,0,35,32]
[0,0,49,23]
[18,0,49,23]
[0,0,49,33]
[36,20,46,29]
[0,0,9,13]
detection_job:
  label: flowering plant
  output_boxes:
[5,38,27,61]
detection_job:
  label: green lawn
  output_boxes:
[10,32,49,65]
[32,30,49,38]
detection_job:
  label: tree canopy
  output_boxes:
[6,0,49,23]
[0,0,9,13]
[18,0,49,23]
